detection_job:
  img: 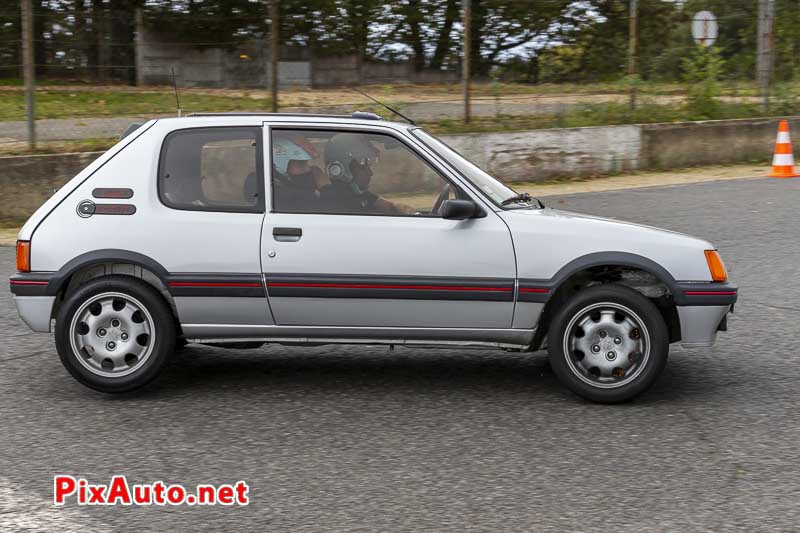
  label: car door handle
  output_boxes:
[273,227,302,242]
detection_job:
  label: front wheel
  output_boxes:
[55,276,176,393]
[547,284,669,403]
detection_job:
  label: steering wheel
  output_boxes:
[431,184,452,215]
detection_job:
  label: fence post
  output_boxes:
[21,0,36,149]
[757,0,775,112]
[628,0,638,111]
[463,0,471,124]
[270,0,279,113]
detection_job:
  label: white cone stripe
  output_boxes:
[777,132,792,143]
[773,153,795,166]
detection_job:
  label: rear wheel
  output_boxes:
[547,284,668,403]
[55,276,175,393]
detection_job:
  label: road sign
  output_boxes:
[692,11,718,47]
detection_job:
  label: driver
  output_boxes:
[271,133,324,212]
[319,133,414,215]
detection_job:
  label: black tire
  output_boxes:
[547,284,669,403]
[55,275,176,393]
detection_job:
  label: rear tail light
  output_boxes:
[704,250,728,282]
[16,240,31,272]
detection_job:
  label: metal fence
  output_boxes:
[0,1,795,152]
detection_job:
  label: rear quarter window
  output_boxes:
[158,127,264,213]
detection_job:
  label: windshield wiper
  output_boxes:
[501,192,544,208]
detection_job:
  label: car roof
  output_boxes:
[167,112,415,131]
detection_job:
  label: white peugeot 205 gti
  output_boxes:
[10,112,737,402]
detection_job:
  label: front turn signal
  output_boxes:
[704,250,728,282]
[16,240,30,272]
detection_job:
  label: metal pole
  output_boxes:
[757,0,775,111]
[463,0,471,124]
[628,0,638,110]
[270,0,279,113]
[21,0,36,149]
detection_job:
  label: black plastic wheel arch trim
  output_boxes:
[517,252,736,307]
[35,249,171,297]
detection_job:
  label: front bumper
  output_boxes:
[675,282,738,348]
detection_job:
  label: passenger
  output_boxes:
[320,133,414,215]
[271,133,324,212]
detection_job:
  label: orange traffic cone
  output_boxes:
[769,119,800,178]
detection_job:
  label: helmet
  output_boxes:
[272,134,317,175]
[324,133,379,192]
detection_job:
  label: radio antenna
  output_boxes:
[171,67,182,117]
[351,87,416,125]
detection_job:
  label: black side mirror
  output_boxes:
[441,199,481,220]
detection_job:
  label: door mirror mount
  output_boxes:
[441,199,482,220]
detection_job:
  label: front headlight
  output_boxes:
[704,250,728,282]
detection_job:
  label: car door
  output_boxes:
[260,123,516,331]
[151,124,273,338]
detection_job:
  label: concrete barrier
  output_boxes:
[0,151,103,226]
[444,125,641,182]
[640,116,800,169]
[0,116,791,225]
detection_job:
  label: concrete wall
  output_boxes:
[310,56,459,88]
[1,116,791,225]
[0,151,103,226]
[135,16,312,89]
[445,125,641,182]
[640,116,800,169]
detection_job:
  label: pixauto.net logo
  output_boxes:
[54,475,249,506]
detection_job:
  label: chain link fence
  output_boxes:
[1,1,799,153]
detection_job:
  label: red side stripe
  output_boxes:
[519,287,550,294]
[10,280,48,285]
[170,282,262,288]
[267,282,512,292]
[684,291,737,296]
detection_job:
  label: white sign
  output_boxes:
[692,11,718,47]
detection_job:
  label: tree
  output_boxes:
[468,0,580,78]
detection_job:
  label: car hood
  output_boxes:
[498,208,715,282]
[526,208,697,238]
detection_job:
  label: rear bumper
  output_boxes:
[13,296,55,333]
[675,282,737,348]
[10,273,57,333]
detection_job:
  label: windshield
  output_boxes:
[411,128,526,208]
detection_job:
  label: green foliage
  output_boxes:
[682,46,725,120]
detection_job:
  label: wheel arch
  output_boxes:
[530,252,681,349]
[46,249,179,328]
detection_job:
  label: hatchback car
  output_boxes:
[10,112,737,402]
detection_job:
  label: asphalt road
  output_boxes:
[1,177,799,532]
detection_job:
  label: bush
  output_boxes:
[682,46,725,120]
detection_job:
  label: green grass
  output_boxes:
[0,89,272,121]
[0,79,781,122]
[0,138,117,156]
[420,99,794,135]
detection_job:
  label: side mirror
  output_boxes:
[441,199,481,220]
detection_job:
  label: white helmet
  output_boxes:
[272,134,317,174]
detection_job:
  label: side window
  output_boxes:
[159,127,263,212]
[270,129,465,216]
